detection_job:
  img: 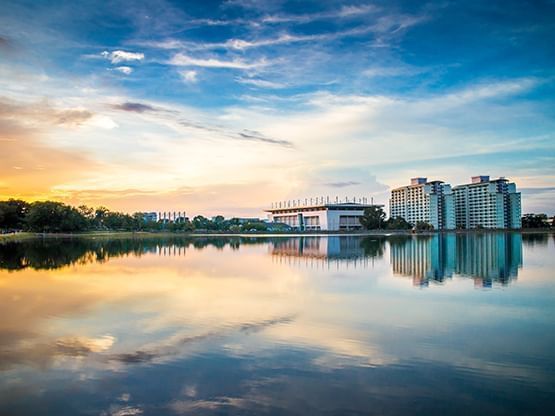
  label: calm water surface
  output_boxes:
[0,233,554,415]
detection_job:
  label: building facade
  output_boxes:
[453,176,521,229]
[266,200,382,231]
[390,178,455,230]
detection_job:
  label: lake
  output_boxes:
[0,233,554,415]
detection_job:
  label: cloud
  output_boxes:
[324,181,362,188]
[520,187,555,194]
[114,66,133,75]
[109,100,293,147]
[237,129,292,147]
[164,12,424,52]
[55,109,94,126]
[236,77,286,89]
[169,53,268,69]
[86,115,119,129]
[224,33,323,49]
[441,78,539,104]
[112,102,159,113]
[363,65,426,78]
[261,4,377,24]
[0,98,94,127]
[179,70,197,83]
[101,50,144,64]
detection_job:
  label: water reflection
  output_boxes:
[0,233,554,415]
[0,234,526,286]
[270,236,385,268]
[390,233,523,287]
[0,236,270,271]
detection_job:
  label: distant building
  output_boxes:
[389,178,455,230]
[265,197,382,231]
[453,176,521,229]
[157,211,187,223]
[142,212,158,222]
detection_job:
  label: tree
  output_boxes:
[522,213,549,229]
[26,201,87,232]
[359,206,386,230]
[192,215,211,230]
[241,221,268,232]
[94,206,110,229]
[0,199,30,230]
[386,216,412,230]
[212,215,226,231]
[415,221,434,231]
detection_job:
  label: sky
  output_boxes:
[0,0,554,217]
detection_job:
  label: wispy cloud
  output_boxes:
[236,77,286,89]
[363,65,426,78]
[101,50,144,64]
[261,4,378,24]
[146,14,424,53]
[110,100,292,147]
[237,129,292,146]
[169,53,269,69]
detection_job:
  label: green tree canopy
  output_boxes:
[0,199,30,230]
[359,206,386,230]
[415,221,434,231]
[386,216,412,230]
[522,213,549,228]
[26,201,88,232]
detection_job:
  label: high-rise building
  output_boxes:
[453,176,521,229]
[390,178,455,230]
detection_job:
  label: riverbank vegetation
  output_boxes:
[0,199,272,233]
[1,199,553,234]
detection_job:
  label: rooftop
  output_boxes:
[265,202,383,213]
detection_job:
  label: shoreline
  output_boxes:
[1,228,553,241]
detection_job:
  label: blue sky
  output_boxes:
[0,0,554,215]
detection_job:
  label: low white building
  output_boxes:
[265,199,382,231]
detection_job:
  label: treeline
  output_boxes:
[521,213,554,229]
[0,199,271,233]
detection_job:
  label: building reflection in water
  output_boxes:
[270,236,385,269]
[0,234,524,287]
[390,233,523,287]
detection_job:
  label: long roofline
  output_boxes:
[265,202,383,212]
[452,177,510,188]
